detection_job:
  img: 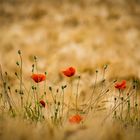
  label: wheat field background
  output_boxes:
[0,0,140,140]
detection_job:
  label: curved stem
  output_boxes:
[75,76,80,113]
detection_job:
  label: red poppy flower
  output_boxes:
[69,114,83,124]
[39,100,46,108]
[115,80,126,90]
[31,74,46,83]
[62,67,76,77]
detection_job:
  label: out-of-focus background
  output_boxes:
[0,0,140,83]
[0,1,140,140]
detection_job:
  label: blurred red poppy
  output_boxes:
[62,67,76,77]
[31,74,46,83]
[69,114,83,124]
[115,80,126,90]
[39,100,46,108]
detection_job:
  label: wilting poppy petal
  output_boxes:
[62,67,76,77]
[69,114,83,124]
[31,74,46,83]
[115,80,126,90]
[39,100,46,108]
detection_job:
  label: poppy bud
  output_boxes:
[16,61,19,66]
[39,100,46,108]
[18,50,21,54]
[49,86,52,91]
[34,56,37,60]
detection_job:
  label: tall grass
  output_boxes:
[0,51,139,129]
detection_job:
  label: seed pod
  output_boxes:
[18,50,21,54]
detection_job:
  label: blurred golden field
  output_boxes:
[0,0,140,140]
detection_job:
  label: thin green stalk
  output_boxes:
[101,65,108,92]
[134,79,138,121]
[61,85,67,123]
[18,50,23,108]
[0,64,12,110]
[43,72,47,97]
[84,71,98,121]
[34,56,40,120]
[87,70,98,112]
[61,87,65,118]
[120,96,124,120]
[49,87,55,103]
[85,79,116,112]
[113,98,117,118]
[67,77,73,117]
[101,89,135,125]
[75,76,80,113]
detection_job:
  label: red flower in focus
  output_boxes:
[115,80,126,90]
[39,100,46,108]
[31,74,46,83]
[62,67,76,77]
[69,114,83,124]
